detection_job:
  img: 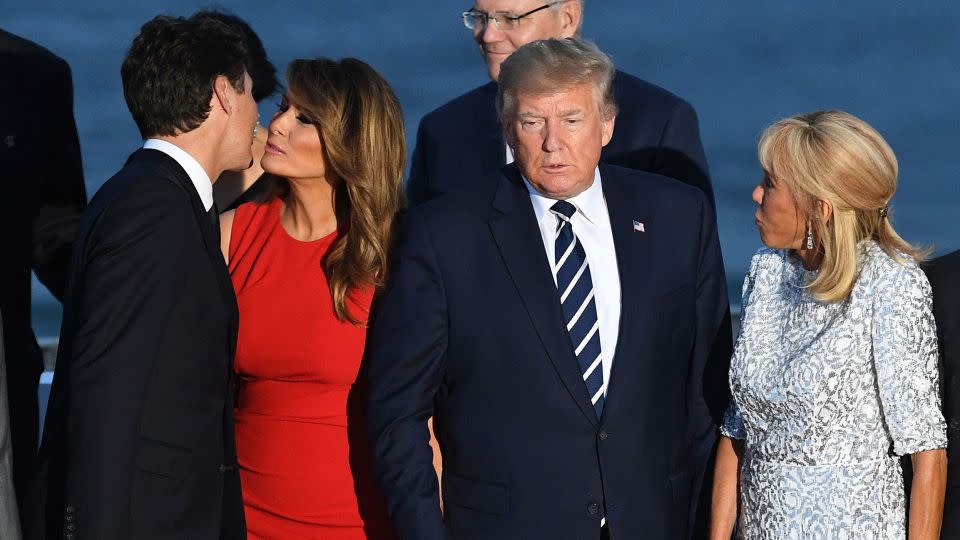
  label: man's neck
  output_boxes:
[152,131,221,184]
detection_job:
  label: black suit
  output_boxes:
[0,28,87,521]
[368,164,732,539]
[32,150,244,539]
[924,249,960,538]
[406,72,712,207]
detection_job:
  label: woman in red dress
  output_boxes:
[219,58,405,539]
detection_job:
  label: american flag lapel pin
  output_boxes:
[632,220,645,233]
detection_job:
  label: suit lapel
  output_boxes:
[598,166,659,421]
[145,150,239,358]
[488,166,599,426]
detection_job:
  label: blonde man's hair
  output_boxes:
[758,109,926,303]
[496,37,616,126]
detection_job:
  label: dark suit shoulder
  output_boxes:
[419,81,498,127]
[0,29,70,76]
[407,176,500,229]
[925,249,960,295]
[612,69,688,109]
[83,152,198,243]
[602,163,707,208]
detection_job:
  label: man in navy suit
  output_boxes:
[407,0,712,207]
[367,38,731,540]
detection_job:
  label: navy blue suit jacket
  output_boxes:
[367,164,732,539]
[922,250,960,538]
[407,72,712,207]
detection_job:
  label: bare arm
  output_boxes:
[909,448,947,539]
[219,210,235,264]
[710,435,741,540]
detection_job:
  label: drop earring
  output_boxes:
[805,222,814,250]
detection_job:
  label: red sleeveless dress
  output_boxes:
[228,198,395,539]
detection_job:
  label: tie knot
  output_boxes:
[550,200,577,220]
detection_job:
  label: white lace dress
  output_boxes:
[722,242,947,539]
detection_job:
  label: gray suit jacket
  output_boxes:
[0,311,22,539]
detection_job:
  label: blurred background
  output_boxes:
[5,0,959,341]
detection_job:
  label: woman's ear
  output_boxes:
[817,199,834,224]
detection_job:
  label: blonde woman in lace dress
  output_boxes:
[710,110,947,539]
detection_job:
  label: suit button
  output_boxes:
[588,502,600,515]
[598,430,608,441]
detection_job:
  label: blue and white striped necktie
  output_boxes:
[550,200,604,418]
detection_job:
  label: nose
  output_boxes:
[269,109,291,136]
[752,183,764,205]
[479,17,505,43]
[542,121,562,152]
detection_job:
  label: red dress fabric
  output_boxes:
[229,198,395,539]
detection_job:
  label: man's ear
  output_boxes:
[601,108,616,147]
[212,75,234,115]
[559,0,582,38]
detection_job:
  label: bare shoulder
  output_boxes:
[219,209,236,264]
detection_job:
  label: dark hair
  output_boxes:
[190,10,278,102]
[121,15,250,138]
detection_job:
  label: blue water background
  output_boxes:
[6,1,959,339]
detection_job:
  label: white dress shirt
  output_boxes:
[143,138,214,211]
[524,168,622,393]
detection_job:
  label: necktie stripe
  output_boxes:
[559,259,589,304]
[566,289,595,331]
[555,235,578,274]
[574,320,600,356]
[582,353,603,381]
[591,384,606,405]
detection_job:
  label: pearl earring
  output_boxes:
[806,222,814,250]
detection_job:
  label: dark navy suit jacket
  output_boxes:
[923,250,960,538]
[367,164,732,539]
[406,72,712,207]
[30,150,244,539]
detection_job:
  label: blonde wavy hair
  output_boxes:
[274,58,406,324]
[758,109,925,303]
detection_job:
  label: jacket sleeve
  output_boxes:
[655,100,714,207]
[366,210,451,540]
[32,57,87,302]
[686,192,733,537]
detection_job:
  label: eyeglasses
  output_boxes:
[462,2,563,32]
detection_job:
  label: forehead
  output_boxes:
[472,0,544,12]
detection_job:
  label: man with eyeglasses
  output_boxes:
[406,0,713,208]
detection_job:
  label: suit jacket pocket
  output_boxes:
[134,438,192,480]
[443,472,509,515]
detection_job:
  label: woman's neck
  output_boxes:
[280,177,338,242]
[797,246,824,271]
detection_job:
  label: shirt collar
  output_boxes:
[524,167,604,226]
[142,138,213,211]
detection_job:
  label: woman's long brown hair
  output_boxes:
[278,58,406,324]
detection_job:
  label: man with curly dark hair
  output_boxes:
[31,13,258,540]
